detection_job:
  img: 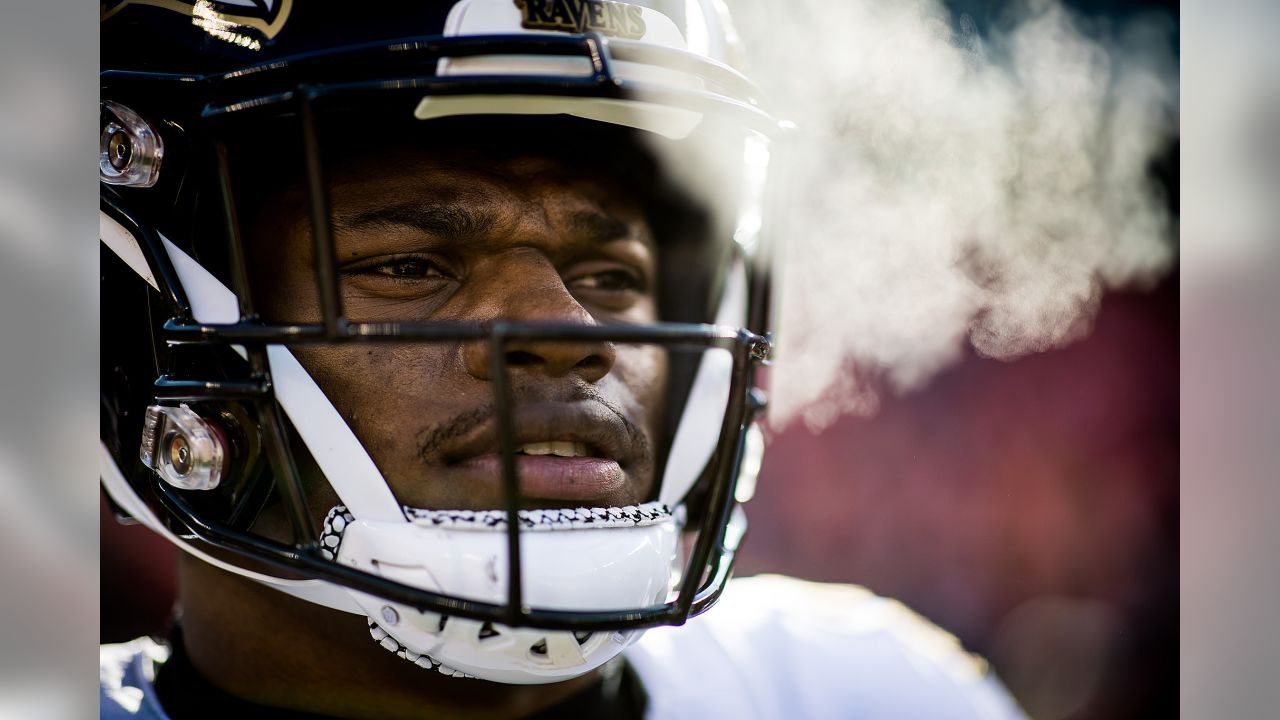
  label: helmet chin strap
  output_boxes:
[325,501,681,684]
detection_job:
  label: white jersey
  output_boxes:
[626,575,1026,719]
[101,575,1025,719]
[100,637,169,720]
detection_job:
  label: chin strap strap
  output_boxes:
[320,502,676,683]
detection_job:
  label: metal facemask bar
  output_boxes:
[107,183,769,631]
[102,32,774,632]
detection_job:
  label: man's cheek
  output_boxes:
[623,347,668,415]
[295,348,409,435]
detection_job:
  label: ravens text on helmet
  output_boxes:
[514,0,646,40]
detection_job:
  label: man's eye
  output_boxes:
[378,257,444,279]
[570,269,644,292]
[344,255,449,282]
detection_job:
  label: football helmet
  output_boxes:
[100,0,779,684]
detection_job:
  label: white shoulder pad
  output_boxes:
[100,638,171,720]
[626,575,1027,720]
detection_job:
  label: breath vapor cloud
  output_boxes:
[729,0,1177,429]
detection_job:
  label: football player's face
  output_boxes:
[249,149,666,514]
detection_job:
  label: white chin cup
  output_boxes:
[328,502,680,684]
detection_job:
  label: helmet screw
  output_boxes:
[381,606,400,626]
[749,338,771,363]
[107,129,133,171]
[167,433,192,476]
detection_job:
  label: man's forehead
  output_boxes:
[328,149,650,227]
[233,114,676,225]
[330,147,631,194]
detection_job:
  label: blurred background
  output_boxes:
[742,275,1176,720]
[736,2,1179,718]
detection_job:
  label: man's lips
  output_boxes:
[433,401,641,505]
[438,401,636,468]
[453,454,627,503]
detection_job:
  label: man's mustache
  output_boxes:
[415,387,651,465]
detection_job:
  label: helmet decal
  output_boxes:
[101,0,294,40]
[514,0,646,40]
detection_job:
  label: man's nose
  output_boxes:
[461,256,617,383]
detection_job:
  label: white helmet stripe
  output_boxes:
[265,345,405,522]
[99,211,405,523]
[659,255,746,507]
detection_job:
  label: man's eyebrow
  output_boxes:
[334,202,645,246]
[334,202,499,241]
[563,209,636,245]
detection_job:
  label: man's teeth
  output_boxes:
[516,441,590,458]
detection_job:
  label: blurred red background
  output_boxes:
[739,276,1177,719]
